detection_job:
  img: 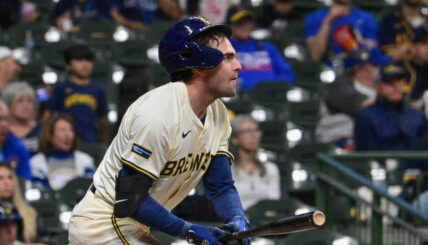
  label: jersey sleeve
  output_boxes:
[216,106,234,163]
[119,109,171,181]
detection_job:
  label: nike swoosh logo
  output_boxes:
[115,199,128,204]
[182,130,191,138]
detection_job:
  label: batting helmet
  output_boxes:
[0,202,21,223]
[158,16,232,76]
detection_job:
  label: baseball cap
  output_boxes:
[344,47,390,68]
[0,46,13,60]
[0,202,22,223]
[226,5,254,25]
[375,63,407,83]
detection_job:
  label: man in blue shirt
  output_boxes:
[226,6,295,91]
[354,63,428,151]
[304,0,378,66]
[0,101,31,180]
[43,43,108,144]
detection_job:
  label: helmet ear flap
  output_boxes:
[181,42,224,70]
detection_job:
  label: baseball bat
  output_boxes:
[218,211,325,242]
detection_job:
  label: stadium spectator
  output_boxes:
[227,5,295,91]
[0,202,25,245]
[379,0,426,62]
[30,115,94,190]
[2,83,41,157]
[0,47,21,93]
[0,163,38,243]
[304,0,378,66]
[53,0,114,32]
[256,0,301,29]
[0,0,21,30]
[230,115,281,210]
[42,43,108,144]
[109,0,183,30]
[379,1,428,100]
[354,62,428,152]
[0,101,31,181]
[355,62,428,202]
[316,48,389,148]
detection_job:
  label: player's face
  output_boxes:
[51,119,75,152]
[0,167,14,200]
[0,221,18,245]
[66,59,93,79]
[233,119,261,152]
[204,37,241,98]
[10,93,34,122]
[0,107,10,144]
[377,79,404,103]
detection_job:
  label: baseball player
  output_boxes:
[68,16,251,245]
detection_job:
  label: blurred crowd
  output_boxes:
[0,0,428,244]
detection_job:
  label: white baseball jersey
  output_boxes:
[72,82,232,243]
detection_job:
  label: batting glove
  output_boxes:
[184,224,225,245]
[223,215,251,245]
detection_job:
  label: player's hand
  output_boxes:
[184,224,225,245]
[223,216,251,245]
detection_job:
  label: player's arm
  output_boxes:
[114,165,225,245]
[203,153,251,245]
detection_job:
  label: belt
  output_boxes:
[90,183,96,194]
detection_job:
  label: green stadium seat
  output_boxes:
[31,199,69,233]
[78,142,108,166]
[250,81,292,107]
[41,41,71,69]
[114,40,151,66]
[147,63,170,87]
[287,100,320,128]
[19,61,44,85]
[144,21,175,45]
[75,21,115,42]
[50,231,69,245]
[282,228,354,244]
[222,91,254,115]
[7,22,51,50]
[290,60,322,84]
[56,177,92,207]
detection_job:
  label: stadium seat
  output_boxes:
[147,63,170,87]
[56,177,92,207]
[40,41,71,69]
[78,142,108,166]
[144,21,175,46]
[250,81,292,107]
[31,199,70,233]
[289,60,322,84]
[19,61,44,85]
[114,40,151,66]
[286,100,320,128]
[7,22,51,50]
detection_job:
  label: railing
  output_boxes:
[316,152,428,245]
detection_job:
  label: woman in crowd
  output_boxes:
[30,114,94,190]
[230,115,281,210]
[2,82,41,156]
[0,162,38,243]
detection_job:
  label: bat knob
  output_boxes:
[313,211,326,226]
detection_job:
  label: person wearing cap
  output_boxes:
[304,0,378,65]
[0,202,25,245]
[0,47,21,93]
[315,48,389,148]
[354,62,428,152]
[226,5,295,91]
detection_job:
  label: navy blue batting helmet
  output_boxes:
[0,202,21,223]
[158,16,232,76]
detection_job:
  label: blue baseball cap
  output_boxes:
[344,47,390,68]
[0,202,21,223]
